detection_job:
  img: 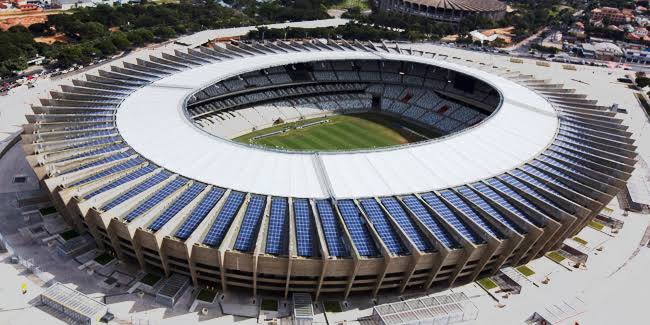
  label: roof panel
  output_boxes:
[116,51,559,199]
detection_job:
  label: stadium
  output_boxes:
[378,0,507,24]
[22,40,636,300]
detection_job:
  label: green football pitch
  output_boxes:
[233,112,441,151]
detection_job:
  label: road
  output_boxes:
[505,27,548,53]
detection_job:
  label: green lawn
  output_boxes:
[94,253,115,265]
[546,251,566,263]
[196,289,217,302]
[39,206,57,216]
[572,236,588,245]
[477,277,497,290]
[588,220,605,231]
[260,299,278,311]
[140,273,162,286]
[234,113,439,151]
[60,229,80,241]
[323,301,343,312]
[516,265,535,277]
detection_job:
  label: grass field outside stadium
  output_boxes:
[234,112,441,151]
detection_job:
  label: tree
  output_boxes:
[78,43,99,63]
[153,26,176,40]
[636,76,650,88]
[28,23,53,36]
[110,31,131,50]
[56,46,84,67]
[127,28,154,46]
[79,22,108,40]
[95,38,118,55]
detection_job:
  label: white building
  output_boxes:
[52,0,129,10]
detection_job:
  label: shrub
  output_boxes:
[636,76,650,88]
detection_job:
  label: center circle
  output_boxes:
[185,59,501,152]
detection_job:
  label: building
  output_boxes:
[633,27,648,37]
[51,0,94,10]
[590,7,633,25]
[23,40,636,299]
[579,43,597,58]
[624,48,650,64]
[470,27,513,45]
[378,0,506,24]
[580,42,623,60]
[594,42,624,60]
[51,0,127,10]
[541,31,563,50]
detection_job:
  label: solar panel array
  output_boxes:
[401,195,457,249]
[439,190,503,239]
[555,136,611,157]
[62,143,124,163]
[101,170,171,211]
[174,187,225,240]
[293,198,314,257]
[556,135,608,154]
[456,186,523,234]
[538,155,589,178]
[315,200,349,257]
[336,200,378,257]
[473,182,543,228]
[233,195,267,252]
[521,166,570,191]
[498,174,562,210]
[148,182,207,231]
[359,199,408,255]
[555,138,588,154]
[66,136,120,152]
[531,161,583,187]
[70,157,143,187]
[124,177,188,222]
[66,130,116,141]
[83,165,155,200]
[549,145,601,166]
[511,170,564,198]
[202,191,246,247]
[265,197,288,255]
[420,193,484,244]
[63,151,130,174]
[380,197,434,252]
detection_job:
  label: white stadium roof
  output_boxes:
[117,50,558,199]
